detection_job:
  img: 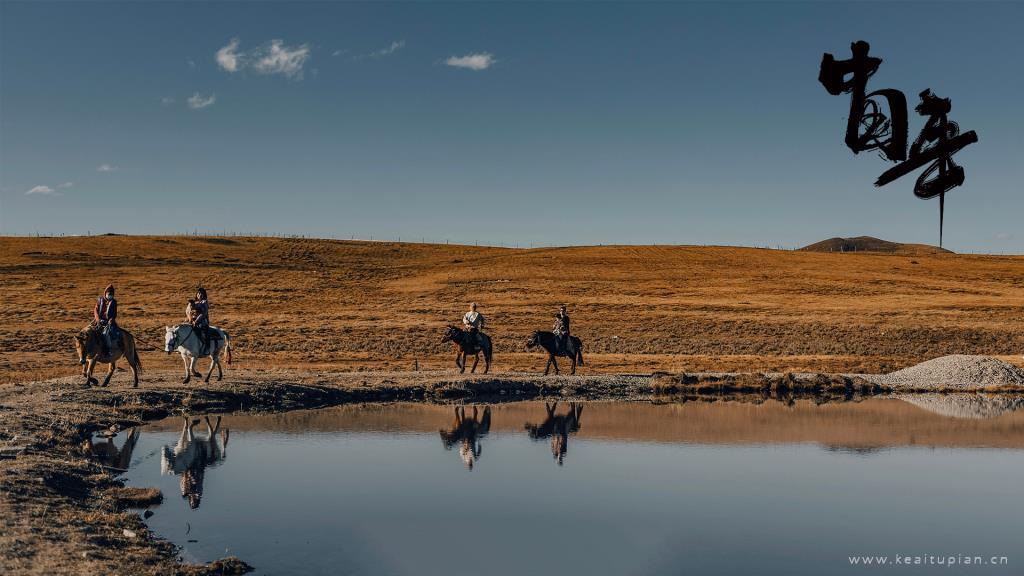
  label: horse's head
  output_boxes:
[164,326,178,354]
[441,325,460,343]
[525,331,542,349]
[73,331,90,364]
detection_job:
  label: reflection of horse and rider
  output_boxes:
[525,402,584,466]
[439,406,492,469]
[161,416,230,509]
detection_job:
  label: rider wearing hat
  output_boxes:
[187,287,211,354]
[93,284,119,357]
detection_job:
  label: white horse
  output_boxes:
[164,324,232,383]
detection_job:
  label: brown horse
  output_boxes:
[441,325,493,374]
[73,325,142,387]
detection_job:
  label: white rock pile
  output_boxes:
[873,355,1024,390]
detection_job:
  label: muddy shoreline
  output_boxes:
[3,368,1024,575]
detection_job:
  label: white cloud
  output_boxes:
[96,164,118,172]
[216,38,242,72]
[25,185,60,196]
[57,181,74,189]
[187,92,216,109]
[445,52,495,71]
[252,40,311,79]
[354,40,405,60]
[332,49,348,57]
[161,96,175,106]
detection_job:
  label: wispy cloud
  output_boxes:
[57,181,74,189]
[187,92,216,109]
[331,49,348,57]
[445,52,496,71]
[353,40,405,60]
[25,185,60,196]
[216,38,311,79]
[161,96,175,106]
[216,38,242,72]
[252,40,311,78]
[96,164,118,172]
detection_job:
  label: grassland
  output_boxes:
[2,235,1024,384]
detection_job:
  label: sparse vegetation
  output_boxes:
[3,235,1023,383]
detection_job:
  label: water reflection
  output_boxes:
[160,416,230,509]
[86,427,139,471]
[525,402,584,466]
[895,393,1024,419]
[439,406,491,469]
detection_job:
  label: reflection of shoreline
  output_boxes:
[142,397,1024,450]
[894,394,1024,419]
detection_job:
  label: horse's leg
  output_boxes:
[102,360,116,387]
[85,358,99,386]
[457,351,465,374]
[483,353,490,374]
[570,354,577,375]
[551,356,560,375]
[204,352,216,383]
[470,353,479,374]
[544,355,552,376]
[216,346,224,380]
[182,354,193,384]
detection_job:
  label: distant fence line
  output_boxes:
[3,230,812,251]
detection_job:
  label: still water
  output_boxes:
[108,396,1024,575]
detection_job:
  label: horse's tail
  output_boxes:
[125,332,143,374]
[576,338,584,366]
[224,331,232,365]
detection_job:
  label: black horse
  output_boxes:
[442,325,493,374]
[526,331,584,375]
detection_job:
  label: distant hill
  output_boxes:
[799,236,952,255]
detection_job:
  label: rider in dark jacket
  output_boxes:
[553,305,571,353]
[188,287,211,354]
[93,284,119,356]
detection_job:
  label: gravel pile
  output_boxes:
[872,354,1024,390]
[896,393,1024,419]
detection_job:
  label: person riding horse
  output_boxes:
[553,305,571,354]
[187,287,212,354]
[92,284,120,357]
[462,302,486,349]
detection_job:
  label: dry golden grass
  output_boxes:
[2,235,1023,383]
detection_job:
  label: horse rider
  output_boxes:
[93,284,120,357]
[187,287,211,354]
[462,302,486,349]
[553,304,571,354]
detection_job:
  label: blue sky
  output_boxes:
[1,1,1022,252]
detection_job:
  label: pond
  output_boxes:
[104,396,1024,575]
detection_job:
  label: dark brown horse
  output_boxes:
[73,325,143,387]
[525,331,584,375]
[441,325,493,374]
